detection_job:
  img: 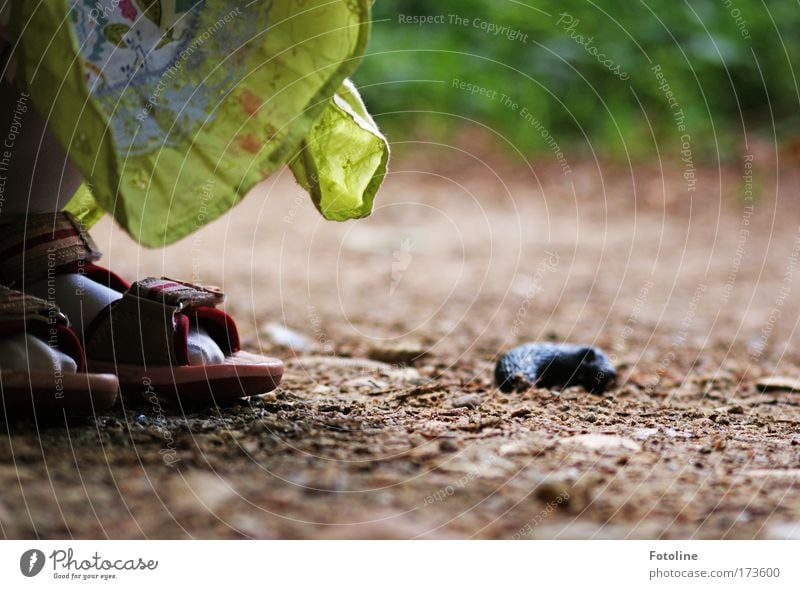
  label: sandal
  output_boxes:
[0,285,119,415]
[1,212,283,407]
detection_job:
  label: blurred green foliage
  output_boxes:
[356,0,800,160]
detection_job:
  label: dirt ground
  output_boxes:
[3,145,800,539]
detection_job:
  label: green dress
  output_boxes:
[7,0,388,246]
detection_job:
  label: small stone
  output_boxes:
[745,469,800,478]
[632,427,659,440]
[510,407,531,418]
[452,394,482,409]
[534,480,573,506]
[342,377,389,391]
[386,367,422,383]
[498,441,531,456]
[756,377,800,392]
[262,322,312,351]
[438,439,459,452]
[558,434,641,454]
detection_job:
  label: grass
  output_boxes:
[356,0,800,161]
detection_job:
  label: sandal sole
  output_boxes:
[88,352,283,408]
[0,371,119,416]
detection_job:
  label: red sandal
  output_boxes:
[1,213,283,408]
[0,285,119,415]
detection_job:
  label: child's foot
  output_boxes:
[0,332,78,373]
[0,285,119,415]
[25,272,225,366]
[2,211,282,407]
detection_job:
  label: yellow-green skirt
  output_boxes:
[6,0,388,246]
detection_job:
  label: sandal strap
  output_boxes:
[0,284,66,325]
[84,289,182,366]
[132,277,225,309]
[84,276,233,367]
[0,212,102,287]
[0,284,83,369]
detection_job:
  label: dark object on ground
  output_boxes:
[495,343,617,394]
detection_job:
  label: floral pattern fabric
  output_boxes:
[7,0,387,246]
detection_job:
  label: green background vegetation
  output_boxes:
[356,0,799,161]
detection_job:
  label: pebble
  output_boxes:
[498,441,533,456]
[558,434,641,454]
[437,449,516,478]
[451,394,482,409]
[632,427,659,440]
[744,469,800,479]
[756,377,800,392]
[262,322,312,351]
[438,439,459,452]
[386,368,423,382]
[534,480,574,506]
[342,377,389,391]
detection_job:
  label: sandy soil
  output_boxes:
[2,147,800,539]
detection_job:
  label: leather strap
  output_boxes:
[131,277,225,309]
[0,212,102,287]
[0,285,83,369]
[83,277,229,367]
[0,284,65,324]
[84,291,183,366]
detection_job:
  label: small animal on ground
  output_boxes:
[495,343,616,393]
